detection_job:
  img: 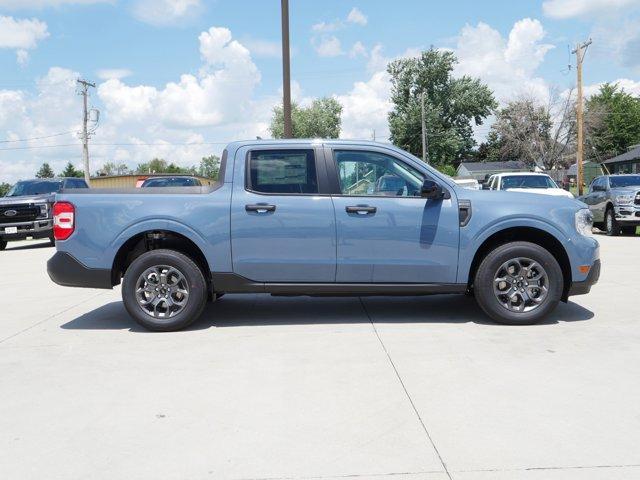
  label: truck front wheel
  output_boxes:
[122,249,207,331]
[0,239,6,251]
[474,242,563,325]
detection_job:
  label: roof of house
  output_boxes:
[457,161,526,172]
[602,145,640,164]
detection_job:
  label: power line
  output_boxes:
[0,131,76,143]
[0,141,232,152]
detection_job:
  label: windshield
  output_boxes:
[6,180,62,197]
[141,177,201,187]
[501,175,558,189]
[609,175,640,188]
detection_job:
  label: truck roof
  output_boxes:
[225,139,390,149]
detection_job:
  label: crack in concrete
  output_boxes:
[237,463,640,480]
[359,297,453,480]
[0,291,106,345]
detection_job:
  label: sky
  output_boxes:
[1,0,640,183]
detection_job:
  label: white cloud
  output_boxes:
[100,27,261,129]
[96,68,132,80]
[349,41,367,58]
[0,0,110,8]
[313,35,343,57]
[241,38,281,58]
[0,27,271,184]
[347,7,367,26]
[313,7,367,33]
[584,78,640,98]
[453,19,554,104]
[0,16,49,62]
[543,0,640,18]
[132,0,202,26]
[336,71,392,140]
[311,21,340,33]
[16,49,29,66]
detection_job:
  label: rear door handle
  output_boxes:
[345,205,377,215]
[245,204,276,213]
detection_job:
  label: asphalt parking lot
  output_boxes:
[1,234,639,480]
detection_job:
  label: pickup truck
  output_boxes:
[484,172,574,198]
[578,174,640,236]
[1,177,88,250]
[47,140,600,331]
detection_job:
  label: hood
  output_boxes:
[0,194,55,206]
[504,187,574,198]
[472,187,585,208]
[610,187,640,195]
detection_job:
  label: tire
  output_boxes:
[605,208,620,236]
[621,226,637,236]
[49,235,56,246]
[474,241,563,325]
[122,249,207,332]
[0,240,6,251]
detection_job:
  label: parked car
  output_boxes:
[0,177,88,250]
[453,178,481,190]
[484,172,574,198]
[578,174,640,236]
[140,176,202,188]
[47,140,599,331]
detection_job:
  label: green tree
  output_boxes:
[387,48,497,166]
[270,97,343,139]
[59,162,84,178]
[436,164,457,177]
[136,158,190,175]
[198,155,220,179]
[475,131,505,162]
[100,162,131,176]
[482,93,576,169]
[585,83,640,159]
[35,163,55,178]
[137,158,168,174]
[0,182,12,196]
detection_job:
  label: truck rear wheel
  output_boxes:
[122,249,207,331]
[474,242,563,325]
[0,240,6,251]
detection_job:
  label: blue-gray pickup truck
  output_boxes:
[47,140,600,331]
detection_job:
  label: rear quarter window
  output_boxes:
[247,149,318,194]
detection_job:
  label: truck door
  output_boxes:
[230,145,336,282]
[325,146,460,283]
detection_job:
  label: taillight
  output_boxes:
[53,202,75,240]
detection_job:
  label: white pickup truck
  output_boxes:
[484,172,573,198]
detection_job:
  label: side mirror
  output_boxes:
[421,179,444,200]
[592,184,605,192]
[481,183,491,190]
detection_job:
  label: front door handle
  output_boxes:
[346,205,377,215]
[245,204,276,213]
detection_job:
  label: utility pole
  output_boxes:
[421,91,429,163]
[280,0,293,138]
[77,78,96,185]
[572,39,591,196]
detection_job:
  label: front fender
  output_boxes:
[457,215,571,284]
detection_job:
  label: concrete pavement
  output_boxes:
[0,235,639,479]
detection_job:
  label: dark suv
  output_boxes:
[0,177,88,250]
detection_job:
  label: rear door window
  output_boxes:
[248,149,318,194]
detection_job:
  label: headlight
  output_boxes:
[36,203,49,219]
[575,208,593,236]
[615,194,634,205]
